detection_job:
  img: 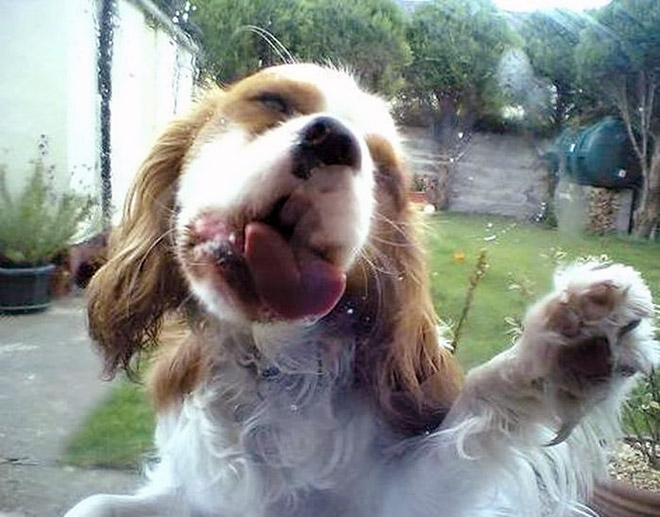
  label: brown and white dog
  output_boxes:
[65,64,657,517]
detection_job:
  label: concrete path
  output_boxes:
[0,296,139,517]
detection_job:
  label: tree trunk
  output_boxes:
[616,71,658,239]
[553,83,571,129]
[433,91,459,152]
[633,141,660,239]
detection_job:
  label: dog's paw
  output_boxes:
[521,262,657,420]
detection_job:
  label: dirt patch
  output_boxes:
[607,441,660,491]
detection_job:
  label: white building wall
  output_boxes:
[110,0,197,221]
[0,0,70,195]
[0,0,197,226]
[66,0,102,201]
[111,0,158,219]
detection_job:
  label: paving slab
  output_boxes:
[0,296,140,516]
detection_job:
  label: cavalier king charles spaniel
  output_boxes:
[66,64,657,517]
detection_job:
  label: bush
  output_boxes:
[0,139,95,267]
[623,369,660,469]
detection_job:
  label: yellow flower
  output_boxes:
[453,250,466,264]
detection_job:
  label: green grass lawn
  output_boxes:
[64,213,660,469]
[426,213,660,368]
[65,381,155,469]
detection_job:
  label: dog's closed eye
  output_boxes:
[253,92,292,116]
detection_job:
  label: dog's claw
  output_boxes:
[545,420,578,447]
[618,319,641,339]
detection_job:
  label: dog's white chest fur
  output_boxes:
[150,334,386,517]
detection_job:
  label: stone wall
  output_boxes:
[402,127,550,221]
[402,126,635,233]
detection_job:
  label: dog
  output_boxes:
[65,64,657,517]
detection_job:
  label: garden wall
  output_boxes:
[402,127,550,221]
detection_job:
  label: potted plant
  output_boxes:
[0,142,94,313]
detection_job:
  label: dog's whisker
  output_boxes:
[241,25,296,66]
[359,249,400,277]
[361,244,404,277]
[372,213,414,245]
[175,292,196,312]
[373,210,413,228]
[368,235,411,248]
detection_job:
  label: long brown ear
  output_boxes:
[352,136,463,435]
[87,95,221,378]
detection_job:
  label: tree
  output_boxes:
[403,0,518,146]
[190,0,301,84]
[290,0,410,95]
[575,0,660,238]
[190,0,410,96]
[518,10,589,129]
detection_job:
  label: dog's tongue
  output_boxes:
[245,222,346,320]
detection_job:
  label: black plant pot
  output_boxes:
[0,264,56,313]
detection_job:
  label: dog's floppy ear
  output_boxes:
[382,231,463,435]
[352,137,463,435]
[87,94,221,377]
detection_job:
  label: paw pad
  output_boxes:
[528,263,656,403]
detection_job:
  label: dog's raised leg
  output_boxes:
[383,262,657,517]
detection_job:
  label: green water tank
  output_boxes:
[553,117,641,188]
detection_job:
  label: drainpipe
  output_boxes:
[98,0,115,228]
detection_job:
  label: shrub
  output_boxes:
[0,139,94,267]
[623,368,660,469]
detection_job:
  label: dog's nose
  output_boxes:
[293,117,361,179]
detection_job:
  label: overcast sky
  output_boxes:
[494,0,611,11]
